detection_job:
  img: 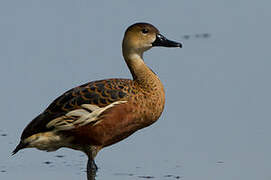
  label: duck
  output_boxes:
[13,22,182,179]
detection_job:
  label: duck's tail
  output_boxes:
[12,141,28,155]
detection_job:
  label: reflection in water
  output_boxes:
[87,159,98,180]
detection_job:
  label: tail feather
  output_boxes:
[12,141,28,155]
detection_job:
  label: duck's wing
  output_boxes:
[20,79,135,140]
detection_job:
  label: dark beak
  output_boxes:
[152,34,182,48]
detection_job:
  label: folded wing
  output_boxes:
[20,79,135,140]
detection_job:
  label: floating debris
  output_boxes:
[183,35,190,39]
[138,175,155,179]
[164,175,182,179]
[182,33,211,40]
[43,161,52,165]
[202,33,211,38]
[114,172,134,176]
[55,155,65,158]
[113,172,182,179]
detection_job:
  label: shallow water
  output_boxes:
[1,0,271,180]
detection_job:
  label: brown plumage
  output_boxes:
[13,22,182,179]
[19,79,134,140]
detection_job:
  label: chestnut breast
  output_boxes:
[69,79,165,147]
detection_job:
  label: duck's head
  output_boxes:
[122,22,182,58]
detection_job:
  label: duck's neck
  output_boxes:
[123,49,161,89]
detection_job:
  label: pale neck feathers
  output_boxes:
[122,48,161,90]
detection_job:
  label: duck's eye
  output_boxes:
[142,29,149,34]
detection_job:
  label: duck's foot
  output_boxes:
[87,158,98,180]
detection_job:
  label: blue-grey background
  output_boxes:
[1,0,270,179]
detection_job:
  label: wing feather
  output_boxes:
[21,79,135,140]
[46,101,127,131]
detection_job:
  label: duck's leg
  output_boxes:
[86,157,97,180]
[85,146,100,180]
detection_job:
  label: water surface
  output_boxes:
[1,0,271,179]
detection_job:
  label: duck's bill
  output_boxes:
[152,34,182,48]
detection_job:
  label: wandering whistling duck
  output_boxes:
[13,22,182,179]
